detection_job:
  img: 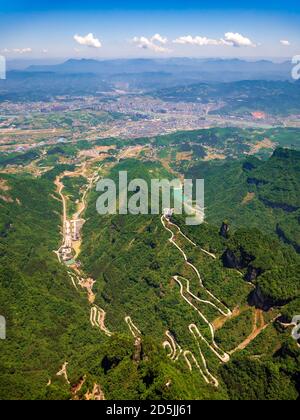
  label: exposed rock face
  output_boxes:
[247,177,268,186]
[222,246,293,311]
[260,198,299,213]
[222,249,269,312]
[277,314,292,325]
[273,147,300,160]
[101,355,121,374]
[243,161,255,171]
[222,249,239,268]
[245,266,263,282]
[276,224,300,253]
[248,286,272,311]
[220,222,230,239]
[0,221,13,238]
[222,248,255,270]
[248,285,291,311]
[133,338,143,363]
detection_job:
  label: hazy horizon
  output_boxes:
[5,56,294,71]
[1,1,299,61]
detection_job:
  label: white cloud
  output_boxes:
[42,49,48,54]
[132,34,170,53]
[151,33,168,44]
[12,48,32,54]
[223,32,256,47]
[173,32,256,48]
[280,40,291,46]
[74,33,102,48]
[174,36,222,46]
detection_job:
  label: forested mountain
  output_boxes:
[78,158,300,400]
[185,148,300,252]
[2,0,300,403]
[0,146,299,400]
[1,171,202,400]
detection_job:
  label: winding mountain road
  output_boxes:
[161,215,232,385]
[125,316,141,338]
[163,330,183,361]
[90,306,112,337]
[167,219,217,259]
[174,276,230,362]
[161,216,231,316]
[54,166,113,340]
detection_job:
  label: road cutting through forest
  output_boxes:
[54,164,112,341]
[229,311,280,355]
[161,214,280,386]
[161,216,231,316]
[176,275,229,317]
[54,163,152,347]
[183,351,217,386]
[163,330,183,361]
[53,163,275,390]
[90,305,112,337]
[56,361,70,384]
[167,219,217,259]
[162,329,220,387]
[161,214,232,385]
[125,316,142,338]
[173,276,230,363]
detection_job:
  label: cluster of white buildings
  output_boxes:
[163,208,174,219]
[59,218,85,263]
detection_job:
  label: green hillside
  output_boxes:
[79,158,300,400]
[0,172,197,400]
[0,149,299,400]
[186,148,300,252]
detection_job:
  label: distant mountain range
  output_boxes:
[25,58,293,82]
[2,58,296,100]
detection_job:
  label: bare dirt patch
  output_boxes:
[203,147,226,161]
[0,179,11,192]
[212,306,242,331]
[77,276,96,304]
[176,152,193,161]
[85,383,105,401]
[0,179,13,203]
[79,145,115,158]
[71,375,87,399]
[0,195,14,203]
[228,309,277,355]
[119,145,146,159]
[242,192,255,205]
[248,138,276,155]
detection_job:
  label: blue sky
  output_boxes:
[2,1,300,12]
[1,1,300,60]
